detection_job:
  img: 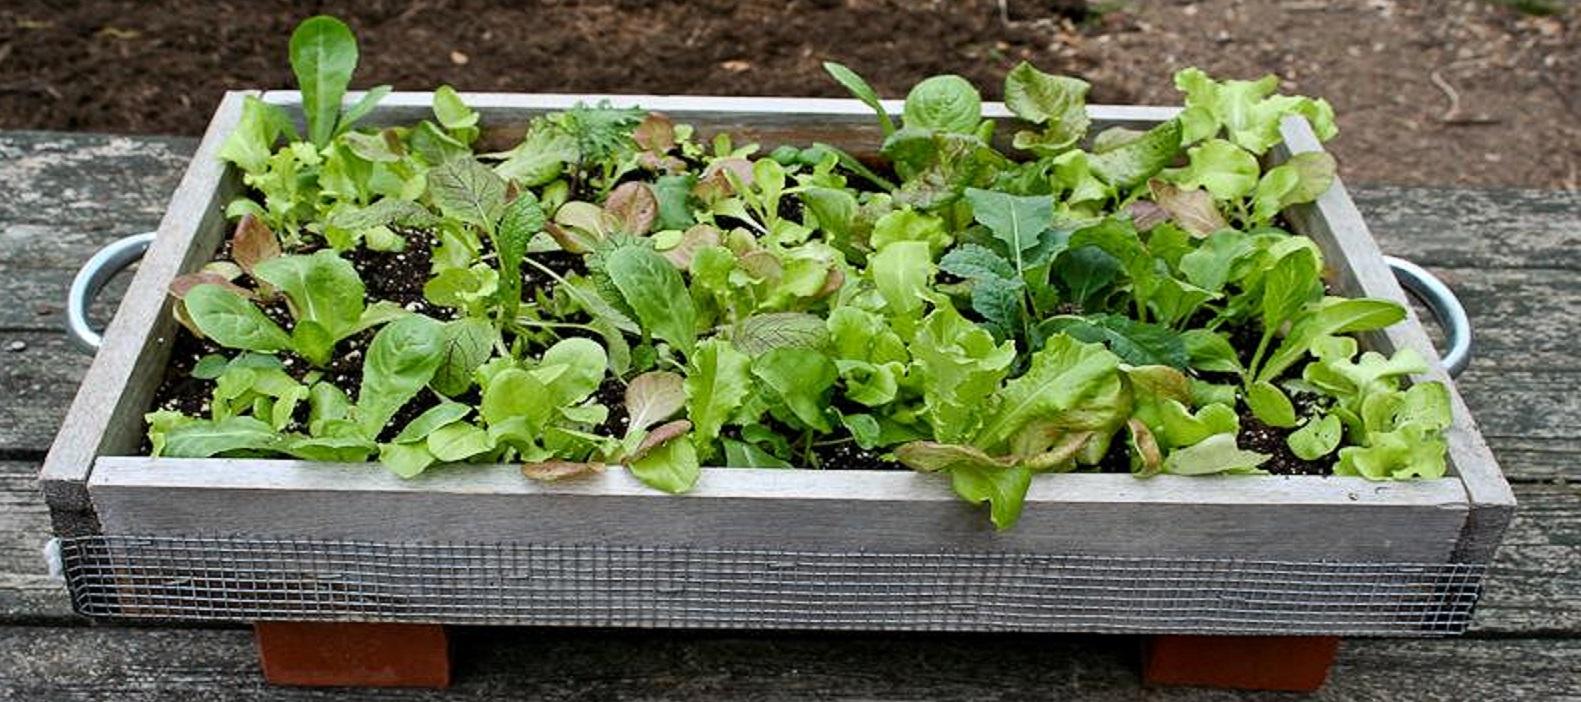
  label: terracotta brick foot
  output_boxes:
[1142,635,1340,692]
[254,622,451,688]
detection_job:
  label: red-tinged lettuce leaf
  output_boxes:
[625,371,686,433]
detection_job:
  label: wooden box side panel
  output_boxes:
[38,91,253,537]
[88,457,1468,562]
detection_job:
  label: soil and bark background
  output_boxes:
[0,0,1575,189]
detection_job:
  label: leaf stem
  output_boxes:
[1247,327,1275,386]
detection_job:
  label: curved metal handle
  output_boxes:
[66,231,157,354]
[1386,255,1472,378]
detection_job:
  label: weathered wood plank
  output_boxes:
[0,461,71,623]
[1358,186,1581,271]
[0,132,195,228]
[88,457,1469,562]
[1455,369,1581,480]
[1471,483,1581,635]
[0,332,91,458]
[0,626,1577,700]
[1405,267,1581,371]
[0,223,150,333]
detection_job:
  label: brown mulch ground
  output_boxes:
[0,0,1575,189]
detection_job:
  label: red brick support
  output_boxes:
[254,622,451,688]
[1143,635,1340,692]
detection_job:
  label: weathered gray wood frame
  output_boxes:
[41,92,1512,570]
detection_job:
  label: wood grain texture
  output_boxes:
[0,332,92,457]
[1357,186,1581,271]
[1468,483,1581,635]
[0,625,1578,701]
[0,461,71,623]
[88,457,1468,562]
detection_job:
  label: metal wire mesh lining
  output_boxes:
[59,535,1485,636]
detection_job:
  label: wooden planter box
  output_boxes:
[40,92,1514,638]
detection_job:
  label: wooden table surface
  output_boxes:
[1,131,1577,699]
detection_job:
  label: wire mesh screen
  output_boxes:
[60,535,1485,635]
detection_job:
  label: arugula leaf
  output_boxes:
[488,122,580,186]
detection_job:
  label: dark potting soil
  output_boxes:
[809,439,897,471]
[592,375,631,437]
[344,229,451,317]
[1238,416,1330,476]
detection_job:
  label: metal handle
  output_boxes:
[1385,255,1472,378]
[66,231,156,354]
